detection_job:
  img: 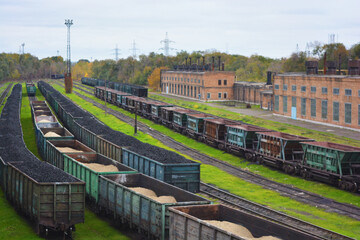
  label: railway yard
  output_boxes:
[0,80,359,240]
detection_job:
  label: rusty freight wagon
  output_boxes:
[185,113,214,140]
[160,106,183,127]
[203,118,239,149]
[151,101,173,122]
[300,141,360,192]
[255,131,314,172]
[172,108,197,133]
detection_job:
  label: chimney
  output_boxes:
[348,60,360,75]
[197,57,200,65]
[305,61,318,74]
[202,56,205,65]
[222,63,225,71]
[266,71,272,85]
[189,57,192,66]
[185,57,188,66]
[326,61,336,75]
[218,56,221,71]
[212,56,215,71]
[338,54,341,75]
[323,52,327,75]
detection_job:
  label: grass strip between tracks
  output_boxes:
[0,84,130,240]
[51,82,360,238]
[66,82,360,208]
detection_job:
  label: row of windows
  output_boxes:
[275,96,359,125]
[275,84,357,96]
[163,76,203,84]
[207,92,228,99]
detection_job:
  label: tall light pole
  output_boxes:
[64,19,73,93]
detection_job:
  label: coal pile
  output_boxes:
[0,84,78,183]
[39,81,193,164]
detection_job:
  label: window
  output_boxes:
[275,84,279,90]
[224,92,227,99]
[345,89,352,96]
[292,96,296,107]
[322,87,328,94]
[274,95,279,111]
[218,93,222,99]
[283,96,288,113]
[218,80,221,85]
[333,102,339,121]
[321,100,328,119]
[311,99,316,117]
[224,80,227,85]
[198,79,200,83]
[187,78,189,82]
[345,103,352,124]
[311,86,316,93]
[301,98,306,116]
[207,93,211,99]
[301,86,306,92]
[333,88,339,95]
[292,85,296,91]
[283,84,288,91]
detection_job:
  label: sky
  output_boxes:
[1,0,359,62]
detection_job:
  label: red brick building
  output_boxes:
[273,73,360,129]
[160,70,235,101]
[233,81,273,109]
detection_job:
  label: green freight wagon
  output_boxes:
[186,113,213,140]
[301,141,360,191]
[6,161,85,236]
[26,82,36,96]
[226,124,273,158]
[63,153,136,203]
[122,148,201,192]
[172,108,197,133]
[98,173,210,240]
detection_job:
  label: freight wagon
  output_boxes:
[172,108,197,133]
[255,131,315,172]
[169,204,321,240]
[301,142,360,192]
[203,118,239,149]
[98,173,210,240]
[185,113,214,140]
[26,81,36,96]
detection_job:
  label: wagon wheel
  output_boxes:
[350,182,358,193]
[339,181,347,190]
[245,152,253,161]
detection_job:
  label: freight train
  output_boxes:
[0,84,85,237]
[36,81,325,240]
[93,85,360,193]
[26,81,36,96]
[81,77,148,97]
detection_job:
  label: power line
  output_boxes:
[113,44,121,61]
[129,40,139,59]
[160,32,175,56]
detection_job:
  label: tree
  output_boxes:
[148,67,168,91]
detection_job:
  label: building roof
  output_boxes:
[276,73,360,79]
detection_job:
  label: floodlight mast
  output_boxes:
[64,19,73,93]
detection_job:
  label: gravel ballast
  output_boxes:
[39,81,194,164]
[0,84,79,183]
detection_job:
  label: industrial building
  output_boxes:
[273,60,360,129]
[160,57,235,101]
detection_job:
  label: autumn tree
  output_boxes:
[148,67,168,91]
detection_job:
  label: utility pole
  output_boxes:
[64,19,73,93]
[159,32,175,56]
[113,44,120,61]
[134,105,138,135]
[21,43,25,54]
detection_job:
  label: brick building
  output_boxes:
[161,69,235,101]
[233,81,273,109]
[273,73,360,129]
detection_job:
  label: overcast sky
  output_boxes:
[1,0,359,61]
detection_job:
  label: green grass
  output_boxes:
[62,82,360,209]
[50,82,360,238]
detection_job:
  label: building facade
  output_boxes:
[273,74,360,129]
[161,70,235,101]
[233,81,273,109]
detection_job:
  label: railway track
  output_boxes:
[53,81,360,223]
[200,182,353,240]
[0,83,14,106]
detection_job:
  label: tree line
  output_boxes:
[1,42,359,85]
